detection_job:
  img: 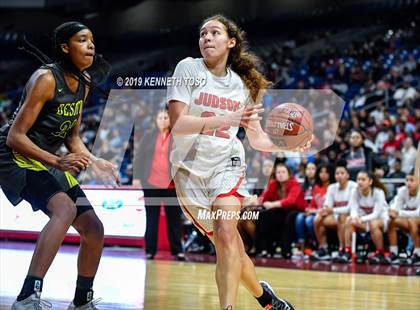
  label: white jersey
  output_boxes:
[167,57,249,178]
[349,187,388,222]
[324,181,357,215]
[392,186,420,217]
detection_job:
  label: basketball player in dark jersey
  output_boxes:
[0,22,118,309]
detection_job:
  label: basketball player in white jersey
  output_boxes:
[167,14,310,310]
[339,171,389,264]
[387,169,420,265]
[311,162,357,261]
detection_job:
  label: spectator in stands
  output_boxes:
[133,109,184,261]
[340,171,389,264]
[255,162,306,258]
[401,137,417,174]
[311,163,357,261]
[253,158,275,196]
[387,170,420,265]
[386,159,406,195]
[295,163,334,254]
[301,162,316,204]
[341,129,386,180]
[393,81,418,107]
[382,128,401,155]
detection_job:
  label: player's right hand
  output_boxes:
[224,103,264,130]
[56,152,90,173]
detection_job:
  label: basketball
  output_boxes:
[265,103,313,150]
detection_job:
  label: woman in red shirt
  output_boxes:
[133,109,184,260]
[295,164,334,256]
[255,162,307,258]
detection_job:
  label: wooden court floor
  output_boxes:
[0,242,419,309]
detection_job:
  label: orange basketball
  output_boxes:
[265,103,313,150]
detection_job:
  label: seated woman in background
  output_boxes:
[301,162,316,204]
[387,169,420,265]
[255,162,307,258]
[311,162,357,261]
[238,158,274,255]
[295,163,334,256]
[339,171,389,264]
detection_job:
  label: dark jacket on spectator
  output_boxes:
[341,146,387,180]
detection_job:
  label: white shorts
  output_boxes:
[172,161,249,237]
[365,213,389,233]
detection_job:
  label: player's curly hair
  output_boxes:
[201,14,272,103]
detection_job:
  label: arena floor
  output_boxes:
[0,241,419,309]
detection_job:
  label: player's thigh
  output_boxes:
[369,219,385,231]
[322,214,338,230]
[352,221,368,233]
[393,217,410,232]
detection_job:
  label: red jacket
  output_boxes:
[261,178,307,211]
[310,184,328,209]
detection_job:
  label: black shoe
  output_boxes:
[403,253,420,266]
[332,251,345,263]
[385,253,400,265]
[259,281,295,310]
[368,251,388,265]
[175,253,186,261]
[146,253,155,260]
[310,248,331,261]
[336,251,351,264]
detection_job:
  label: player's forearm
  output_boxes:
[66,135,88,153]
[361,211,378,222]
[6,132,59,168]
[65,135,95,159]
[247,129,285,152]
[171,114,226,136]
[399,209,419,217]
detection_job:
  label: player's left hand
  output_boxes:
[90,158,120,187]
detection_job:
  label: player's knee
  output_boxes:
[314,215,322,225]
[338,214,347,223]
[48,193,77,224]
[82,218,104,243]
[215,224,237,251]
[344,219,352,229]
[369,221,378,230]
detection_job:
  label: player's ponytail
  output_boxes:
[201,14,272,103]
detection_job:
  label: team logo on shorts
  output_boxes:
[231,157,241,167]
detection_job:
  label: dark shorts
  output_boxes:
[20,170,93,218]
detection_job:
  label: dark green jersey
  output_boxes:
[1,63,85,154]
[0,63,86,205]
